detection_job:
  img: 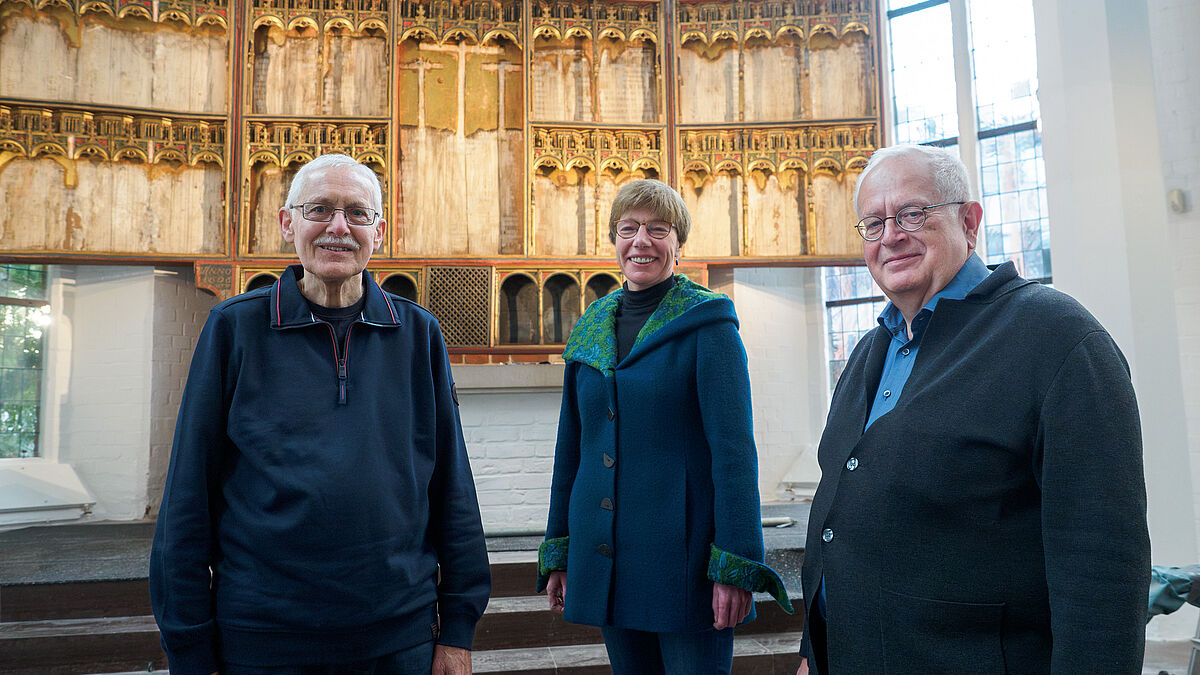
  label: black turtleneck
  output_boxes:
[615,275,674,363]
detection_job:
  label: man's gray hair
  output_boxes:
[285,154,383,214]
[854,144,972,215]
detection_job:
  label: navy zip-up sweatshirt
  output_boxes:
[150,265,490,673]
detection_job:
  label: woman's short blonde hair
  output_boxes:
[607,179,692,245]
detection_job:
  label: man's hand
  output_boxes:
[546,570,566,612]
[796,657,809,675]
[712,582,752,629]
[431,644,471,675]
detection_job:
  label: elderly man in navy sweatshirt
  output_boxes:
[151,154,490,675]
[798,144,1149,674]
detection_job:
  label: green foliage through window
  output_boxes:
[0,265,48,458]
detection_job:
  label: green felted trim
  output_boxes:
[707,544,794,614]
[562,291,621,375]
[562,274,724,373]
[537,536,569,592]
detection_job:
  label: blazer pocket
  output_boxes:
[880,588,1006,675]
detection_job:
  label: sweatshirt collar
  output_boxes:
[270,264,401,329]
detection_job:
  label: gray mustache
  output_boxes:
[313,235,361,251]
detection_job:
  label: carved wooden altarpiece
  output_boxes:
[0,0,880,355]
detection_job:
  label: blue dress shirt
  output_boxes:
[865,254,992,429]
[817,254,992,620]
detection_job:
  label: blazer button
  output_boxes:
[603,453,615,468]
[845,457,859,471]
[597,543,613,557]
[601,498,614,511]
[822,528,834,543]
[607,407,615,420]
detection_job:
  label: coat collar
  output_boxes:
[563,274,726,375]
[965,261,1031,302]
[270,264,401,329]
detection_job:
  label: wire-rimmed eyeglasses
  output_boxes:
[289,202,379,227]
[855,202,965,241]
[614,219,675,239]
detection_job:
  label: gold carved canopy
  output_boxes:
[0,0,879,353]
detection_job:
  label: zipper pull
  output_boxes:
[338,359,347,404]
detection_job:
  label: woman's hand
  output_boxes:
[796,657,809,675]
[546,571,567,612]
[712,582,752,629]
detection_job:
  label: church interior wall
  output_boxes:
[722,267,828,501]
[48,266,156,521]
[148,268,219,519]
[1146,0,1200,559]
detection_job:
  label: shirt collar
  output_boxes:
[877,253,992,335]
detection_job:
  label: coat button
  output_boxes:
[845,457,859,471]
[607,407,614,420]
[601,498,614,510]
[597,544,613,557]
[822,528,834,543]
[603,453,615,468]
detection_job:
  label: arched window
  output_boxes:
[585,273,619,307]
[381,274,418,303]
[245,273,277,292]
[499,275,538,344]
[542,274,581,344]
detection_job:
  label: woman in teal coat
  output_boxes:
[538,179,791,673]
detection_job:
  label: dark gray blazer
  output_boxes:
[800,262,1150,674]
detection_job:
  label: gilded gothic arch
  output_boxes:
[0,0,880,356]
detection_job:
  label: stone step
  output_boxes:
[472,631,804,674]
[489,550,540,599]
[0,579,150,623]
[0,592,803,674]
[473,592,803,651]
[0,615,166,675]
[73,634,804,675]
[0,550,537,625]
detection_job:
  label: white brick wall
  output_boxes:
[457,387,561,533]
[147,267,218,518]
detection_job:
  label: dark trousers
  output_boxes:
[600,625,735,675]
[222,640,435,675]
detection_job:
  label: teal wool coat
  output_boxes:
[538,275,790,632]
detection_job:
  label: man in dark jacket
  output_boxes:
[150,154,490,674]
[798,145,1150,674]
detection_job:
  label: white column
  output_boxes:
[1034,0,1197,639]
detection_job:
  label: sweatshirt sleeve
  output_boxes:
[426,318,491,650]
[149,309,230,675]
[1037,330,1150,671]
[695,314,790,611]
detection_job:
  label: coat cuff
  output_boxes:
[536,536,569,592]
[706,544,794,614]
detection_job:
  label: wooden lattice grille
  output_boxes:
[427,266,491,347]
